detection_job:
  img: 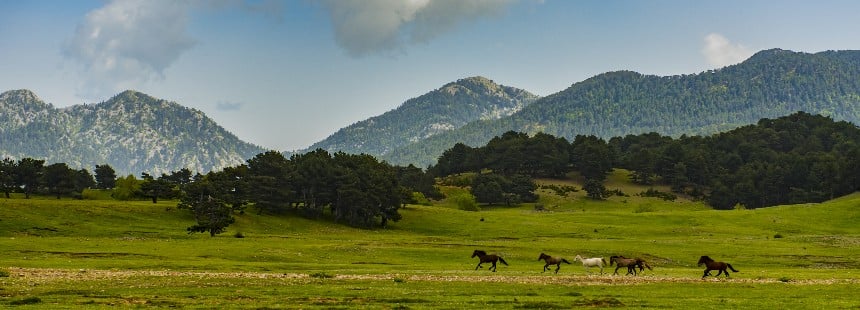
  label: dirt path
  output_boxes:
[6,267,856,286]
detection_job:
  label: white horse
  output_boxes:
[574,255,607,274]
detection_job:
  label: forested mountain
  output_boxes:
[383,49,860,167]
[304,76,539,156]
[0,90,265,175]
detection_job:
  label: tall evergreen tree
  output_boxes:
[94,164,117,189]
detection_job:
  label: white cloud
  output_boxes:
[702,33,754,68]
[64,0,198,100]
[319,0,515,57]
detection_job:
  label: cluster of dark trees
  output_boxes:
[429,131,613,201]
[0,158,113,199]
[612,112,860,209]
[429,112,860,209]
[178,150,439,235]
[0,158,197,203]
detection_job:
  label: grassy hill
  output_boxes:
[0,174,858,308]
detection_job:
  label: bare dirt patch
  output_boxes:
[6,267,856,286]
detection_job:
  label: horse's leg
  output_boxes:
[491,261,497,272]
[475,262,482,270]
[613,266,621,275]
[723,268,730,277]
[715,269,724,277]
[543,264,549,272]
[555,264,560,274]
[702,268,710,279]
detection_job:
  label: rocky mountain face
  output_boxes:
[303,76,539,158]
[0,90,265,175]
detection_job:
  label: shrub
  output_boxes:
[640,188,677,201]
[234,232,245,238]
[634,204,656,213]
[411,192,432,206]
[0,269,10,277]
[450,193,479,211]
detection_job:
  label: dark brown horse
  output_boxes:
[610,255,653,275]
[538,253,571,274]
[472,250,509,272]
[698,256,738,279]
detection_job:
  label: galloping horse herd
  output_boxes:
[472,250,738,279]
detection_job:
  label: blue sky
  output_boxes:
[2,0,859,151]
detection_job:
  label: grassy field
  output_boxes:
[0,171,858,309]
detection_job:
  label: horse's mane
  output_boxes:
[698,255,714,264]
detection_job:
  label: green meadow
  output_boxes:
[0,171,858,309]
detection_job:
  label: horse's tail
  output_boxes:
[727,263,738,272]
[562,258,571,264]
[498,257,509,266]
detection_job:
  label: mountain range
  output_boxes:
[0,90,264,175]
[378,49,860,167]
[2,48,859,173]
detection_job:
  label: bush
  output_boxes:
[450,193,479,211]
[0,269,10,277]
[411,192,432,206]
[234,232,245,238]
[639,188,677,201]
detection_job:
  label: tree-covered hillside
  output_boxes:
[304,76,538,156]
[0,90,265,175]
[384,49,860,167]
[429,112,859,210]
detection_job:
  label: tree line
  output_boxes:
[428,112,860,209]
[178,150,438,235]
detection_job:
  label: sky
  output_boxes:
[2,0,859,151]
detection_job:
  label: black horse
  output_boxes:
[698,256,738,279]
[472,250,509,272]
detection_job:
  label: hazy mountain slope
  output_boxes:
[304,76,539,156]
[384,49,860,167]
[0,90,265,174]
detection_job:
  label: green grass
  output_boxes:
[0,172,858,308]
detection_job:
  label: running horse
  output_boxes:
[609,255,653,275]
[538,253,571,274]
[697,255,738,279]
[574,255,607,274]
[471,250,509,272]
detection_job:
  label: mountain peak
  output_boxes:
[0,89,43,104]
[743,48,805,63]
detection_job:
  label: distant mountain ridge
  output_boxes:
[380,49,860,167]
[0,90,265,175]
[303,76,539,157]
